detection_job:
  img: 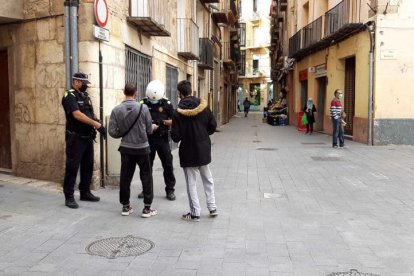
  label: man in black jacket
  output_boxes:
[171,80,218,222]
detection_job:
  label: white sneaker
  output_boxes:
[141,208,157,218]
[121,205,133,216]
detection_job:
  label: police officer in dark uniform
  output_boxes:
[61,73,107,209]
[138,80,176,201]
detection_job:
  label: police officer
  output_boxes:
[138,80,176,201]
[61,73,107,209]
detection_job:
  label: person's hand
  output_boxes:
[163,119,172,126]
[97,125,107,140]
[151,124,159,132]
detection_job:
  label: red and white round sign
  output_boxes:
[94,0,109,28]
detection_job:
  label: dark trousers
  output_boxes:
[120,153,153,206]
[306,123,314,133]
[63,134,94,199]
[332,118,345,146]
[149,137,176,193]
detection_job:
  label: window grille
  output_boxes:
[125,46,152,99]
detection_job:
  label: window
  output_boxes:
[125,46,151,99]
[253,59,259,74]
[239,23,246,47]
[253,0,257,12]
[166,65,179,107]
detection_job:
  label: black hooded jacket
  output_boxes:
[171,96,217,167]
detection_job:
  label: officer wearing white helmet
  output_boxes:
[139,80,176,201]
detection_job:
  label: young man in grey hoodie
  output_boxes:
[108,83,158,218]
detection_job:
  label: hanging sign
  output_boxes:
[94,0,109,28]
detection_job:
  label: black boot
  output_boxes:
[80,191,100,202]
[166,192,176,201]
[65,197,79,209]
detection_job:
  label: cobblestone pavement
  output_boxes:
[1,113,414,276]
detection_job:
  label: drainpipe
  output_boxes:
[366,21,375,145]
[70,0,79,75]
[64,0,71,88]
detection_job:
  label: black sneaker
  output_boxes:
[141,207,157,218]
[209,209,218,217]
[166,192,176,201]
[65,197,79,209]
[80,191,100,202]
[181,212,200,222]
[121,205,133,216]
[333,145,338,149]
[137,191,144,199]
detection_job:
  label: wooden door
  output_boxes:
[0,50,11,169]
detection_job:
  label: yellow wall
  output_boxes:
[374,13,414,119]
[294,31,370,119]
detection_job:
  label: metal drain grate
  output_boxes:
[256,148,278,151]
[86,235,155,259]
[311,156,342,161]
[252,140,261,143]
[327,269,380,276]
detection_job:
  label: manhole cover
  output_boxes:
[301,142,326,145]
[252,140,261,143]
[251,125,258,127]
[327,269,379,276]
[86,235,155,259]
[311,156,342,161]
[256,148,278,151]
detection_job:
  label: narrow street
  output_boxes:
[1,113,414,276]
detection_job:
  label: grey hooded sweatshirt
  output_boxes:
[108,100,153,150]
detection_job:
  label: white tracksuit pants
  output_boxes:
[183,165,217,217]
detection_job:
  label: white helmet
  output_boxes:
[146,80,165,101]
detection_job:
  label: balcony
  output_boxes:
[0,0,23,23]
[240,68,270,78]
[288,0,365,60]
[128,0,170,36]
[198,38,214,70]
[243,39,271,49]
[223,42,238,65]
[177,18,199,60]
[239,50,246,76]
[303,16,323,48]
[279,0,288,12]
[212,0,237,25]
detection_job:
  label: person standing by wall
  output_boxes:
[137,80,176,201]
[108,83,158,218]
[171,80,218,222]
[303,98,317,134]
[243,97,251,117]
[61,73,106,209]
[330,89,345,148]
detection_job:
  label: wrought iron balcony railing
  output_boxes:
[198,38,214,70]
[177,18,199,60]
[288,0,364,59]
[128,0,170,36]
[212,0,237,25]
[303,16,323,48]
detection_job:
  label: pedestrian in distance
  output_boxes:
[108,83,158,218]
[330,89,345,148]
[237,99,241,112]
[61,72,106,209]
[171,80,218,222]
[243,97,251,117]
[303,98,317,134]
[137,80,177,201]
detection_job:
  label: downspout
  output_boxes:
[366,21,375,145]
[64,0,71,88]
[70,0,79,75]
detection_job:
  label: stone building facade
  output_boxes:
[0,0,240,184]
